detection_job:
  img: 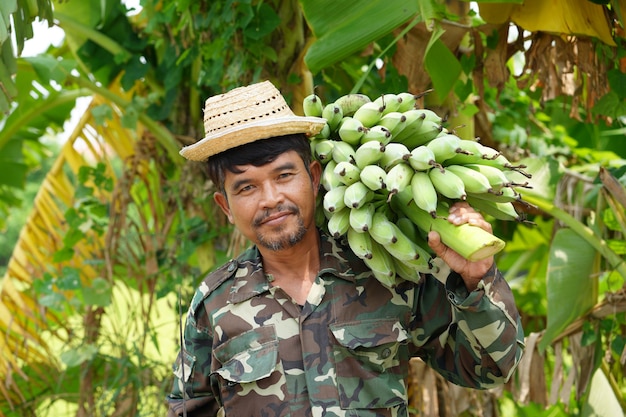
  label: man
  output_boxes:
[166,80,525,417]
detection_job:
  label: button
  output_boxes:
[381,348,391,359]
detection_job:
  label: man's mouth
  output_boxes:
[254,205,299,227]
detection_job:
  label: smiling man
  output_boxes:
[166,80,525,417]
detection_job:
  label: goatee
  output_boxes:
[254,205,307,251]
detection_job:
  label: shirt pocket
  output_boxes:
[211,325,288,416]
[212,325,280,384]
[330,318,409,410]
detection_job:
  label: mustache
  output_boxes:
[253,204,300,227]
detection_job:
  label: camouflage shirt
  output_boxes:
[166,230,524,417]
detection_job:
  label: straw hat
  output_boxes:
[180,80,327,161]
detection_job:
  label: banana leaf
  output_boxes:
[300,0,420,74]
[539,228,597,351]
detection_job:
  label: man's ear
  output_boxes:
[309,159,322,197]
[214,192,234,223]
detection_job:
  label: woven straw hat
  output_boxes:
[180,80,326,161]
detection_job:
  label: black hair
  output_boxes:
[206,133,313,193]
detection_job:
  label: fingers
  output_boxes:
[447,202,492,233]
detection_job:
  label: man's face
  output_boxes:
[214,150,321,251]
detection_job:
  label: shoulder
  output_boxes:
[188,247,259,316]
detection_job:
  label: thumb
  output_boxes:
[427,230,446,258]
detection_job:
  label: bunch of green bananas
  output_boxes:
[304,91,533,288]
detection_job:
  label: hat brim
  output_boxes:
[180,116,327,161]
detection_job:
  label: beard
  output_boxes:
[253,204,308,251]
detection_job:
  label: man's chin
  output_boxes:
[256,226,306,251]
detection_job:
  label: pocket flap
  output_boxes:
[213,326,279,383]
[330,318,408,349]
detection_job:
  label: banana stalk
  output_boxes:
[395,191,506,261]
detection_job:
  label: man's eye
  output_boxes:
[237,184,253,193]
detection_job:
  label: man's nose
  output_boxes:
[259,182,283,207]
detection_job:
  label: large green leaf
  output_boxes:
[0,0,17,44]
[538,228,597,351]
[0,57,84,152]
[581,367,625,417]
[512,156,562,202]
[301,0,420,74]
[423,26,462,101]
[0,0,53,114]
[0,0,18,115]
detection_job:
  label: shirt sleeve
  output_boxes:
[166,301,221,417]
[409,263,525,389]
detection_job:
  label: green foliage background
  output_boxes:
[0,0,625,416]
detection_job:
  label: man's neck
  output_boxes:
[260,229,321,305]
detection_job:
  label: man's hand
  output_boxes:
[427,202,494,291]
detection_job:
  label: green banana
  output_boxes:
[453,145,529,176]
[385,162,414,199]
[338,117,366,146]
[354,140,386,169]
[363,240,397,288]
[343,181,374,209]
[321,159,342,191]
[425,133,464,163]
[334,160,361,185]
[323,185,348,213]
[465,196,522,222]
[349,202,376,232]
[442,140,503,166]
[353,101,386,127]
[428,167,467,200]
[322,103,344,132]
[396,92,418,112]
[408,145,438,171]
[401,119,444,149]
[463,163,511,190]
[347,226,374,259]
[360,125,392,145]
[395,216,432,255]
[457,138,485,155]
[417,108,443,124]
[359,164,388,191]
[380,142,411,170]
[373,93,402,114]
[331,140,356,164]
[334,93,372,116]
[393,256,430,283]
[377,112,407,137]
[410,170,438,218]
[313,123,331,140]
[327,207,351,238]
[467,185,521,204]
[303,93,323,117]
[475,142,501,159]
[313,138,335,164]
[392,109,426,143]
[395,216,422,247]
[369,211,431,264]
[445,164,494,194]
